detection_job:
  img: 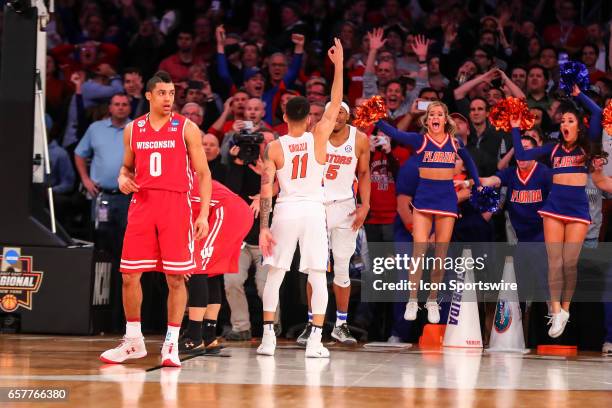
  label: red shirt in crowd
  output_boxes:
[590,70,606,84]
[158,53,203,83]
[50,43,120,79]
[347,62,365,107]
[543,24,587,51]
[367,148,398,225]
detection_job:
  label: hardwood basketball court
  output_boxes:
[0,334,610,407]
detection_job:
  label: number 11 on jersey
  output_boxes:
[291,153,308,179]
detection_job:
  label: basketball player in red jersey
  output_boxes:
[179,176,253,354]
[257,39,344,358]
[100,71,212,367]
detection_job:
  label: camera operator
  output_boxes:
[220,98,270,163]
[223,128,280,340]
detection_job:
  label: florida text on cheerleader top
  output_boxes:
[415,133,457,169]
[496,162,552,240]
[376,120,481,185]
[511,91,603,174]
[511,128,588,174]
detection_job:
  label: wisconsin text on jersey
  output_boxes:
[135,140,177,149]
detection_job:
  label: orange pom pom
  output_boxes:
[603,100,612,135]
[353,95,388,128]
[489,97,535,132]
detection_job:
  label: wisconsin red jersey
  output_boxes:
[189,170,239,208]
[190,174,253,275]
[131,113,192,192]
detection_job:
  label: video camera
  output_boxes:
[234,129,264,164]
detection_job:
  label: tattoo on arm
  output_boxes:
[261,171,271,187]
[260,197,272,229]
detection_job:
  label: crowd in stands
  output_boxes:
[30,0,612,347]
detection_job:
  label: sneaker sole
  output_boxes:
[256,348,275,356]
[548,322,569,338]
[179,344,205,354]
[161,358,181,367]
[331,333,357,345]
[99,352,147,364]
[296,338,308,347]
[305,351,330,358]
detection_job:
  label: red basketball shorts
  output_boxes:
[120,189,195,274]
[192,199,253,276]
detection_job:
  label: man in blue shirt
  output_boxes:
[46,114,76,232]
[74,93,131,330]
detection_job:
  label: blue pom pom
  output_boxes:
[470,186,500,213]
[559,61,590,95]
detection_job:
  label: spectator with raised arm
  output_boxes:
[51,40,120,80]
[216,25,304,123]
[158,29,202,83]
[62,63,124,150]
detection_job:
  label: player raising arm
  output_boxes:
[258,39,344,358]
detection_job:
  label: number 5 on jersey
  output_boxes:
[291,153,308,179]
[326,164,339,180]
[150,152,162,177]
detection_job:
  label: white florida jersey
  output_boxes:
[324,126,358,202]
[276,132,325,203]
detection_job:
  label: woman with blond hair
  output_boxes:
[377,101,482,323]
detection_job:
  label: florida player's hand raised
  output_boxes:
[328,37,343,66]
[259,228,276,258]
[118,174,139,194]
[194,214,209,241]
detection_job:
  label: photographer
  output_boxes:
[223,128,279,340]
[220,98,270,164]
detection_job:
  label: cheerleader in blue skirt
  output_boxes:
[511,85,603,338]
[377,101,482,323]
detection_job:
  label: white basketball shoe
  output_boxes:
[100,336,147,364]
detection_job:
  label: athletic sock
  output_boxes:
[126,320,142,338]
[335,311,348,327]
[202,319,217,345]
[187,320,202,341]
[165,323,181,345]
[310,325,323,343]
[263,320,275,335]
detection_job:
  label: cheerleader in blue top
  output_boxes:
[377,101,482,323]
[511,85,603,338]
